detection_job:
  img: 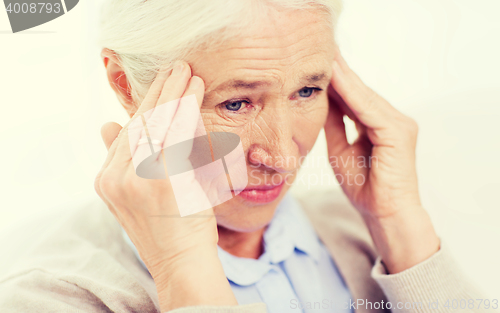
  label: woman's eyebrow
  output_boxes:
[303,72,328,84]
[205,71,329,99]
[204,79,272,102]
[210,79,273,93]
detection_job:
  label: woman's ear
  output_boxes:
[101,48,137,117]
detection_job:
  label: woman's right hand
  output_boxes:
[94,61,237,310]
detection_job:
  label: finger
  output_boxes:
[101,122,123,151]
[133,62,192,167]
[115,63,173,167]
[140,61,192,149]
[164,76,206,148]
[156,61,192,109]
[326,83,372,179]
[325,85,349,158]
[331,54,398,130]
[180,75,205,116]
[98,122,124,172]
[132,63,174,118]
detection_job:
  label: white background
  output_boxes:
[1,0,499,297]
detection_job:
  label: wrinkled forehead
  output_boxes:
[188,7,336,96]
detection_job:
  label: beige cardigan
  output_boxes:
[0,189,487,312]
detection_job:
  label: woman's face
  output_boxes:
[187,7,335,232]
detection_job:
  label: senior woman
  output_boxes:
[0,0,487,312]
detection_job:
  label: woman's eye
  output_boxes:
[298,87,317,98]
[225,101,245,111]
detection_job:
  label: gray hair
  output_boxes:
[99,0,343,104]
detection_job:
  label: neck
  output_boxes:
[217,225,266,259]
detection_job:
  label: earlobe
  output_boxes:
[101,48,137,117]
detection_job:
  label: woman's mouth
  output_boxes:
[234,182,284,204]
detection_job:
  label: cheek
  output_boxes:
[200,96,328,154]
[199,110,241,133]
[292,97,329,152]
[199,110,255,156]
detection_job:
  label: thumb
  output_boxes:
[101,122,123,151]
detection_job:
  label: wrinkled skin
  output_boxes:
[187,8,335,236]
[98,5,439,311]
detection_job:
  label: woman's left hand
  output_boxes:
[325,46,440,273]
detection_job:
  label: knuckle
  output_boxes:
[405,117,419,135]
[98,169,121,196]
[365,91,378,112]
[358,86,381,116]
[94,173,103,197]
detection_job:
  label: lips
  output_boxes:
[235,182,284,203]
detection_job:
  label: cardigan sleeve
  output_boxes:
[0,268,268,313]
[167,303,267,313]
[371,239,491,313]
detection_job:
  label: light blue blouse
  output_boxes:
[123,193,353,313]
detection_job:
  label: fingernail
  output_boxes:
[173,62,184,75]
[189,76,203,89]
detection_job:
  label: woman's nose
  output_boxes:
[247,107,299,173]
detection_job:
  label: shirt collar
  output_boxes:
[263,192,321,263]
